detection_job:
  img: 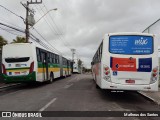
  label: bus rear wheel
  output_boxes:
[96,84,100,89]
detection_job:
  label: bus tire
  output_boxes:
[96,84,100,89]
[95,75,100,89]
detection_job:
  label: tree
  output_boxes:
[11,36,26,43]
[0,36,8,50]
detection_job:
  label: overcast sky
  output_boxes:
[1,0,160,68]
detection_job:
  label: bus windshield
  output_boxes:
[109,35,153,55]
[5,57,30,63]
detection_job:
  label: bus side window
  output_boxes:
[100,42,103,60]
[49,53,52,63]
[55,55,57,64]
[56,55,59,64]
[51,53,53,64]
[48,52,50,63]
[58,55,59,64]
[63,58,65,65]
[36,48,41,62]
[53,54,55,64]
[41,53,44,63]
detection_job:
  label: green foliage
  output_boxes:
[0,35,8,50]
[11,36,26,43]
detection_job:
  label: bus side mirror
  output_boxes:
[91,62,94,65]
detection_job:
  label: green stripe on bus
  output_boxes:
[2,72,36,83]
[38,62,60,68]
[6,67,30,70]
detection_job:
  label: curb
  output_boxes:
[0,83,21,89]
[138,91,160,106]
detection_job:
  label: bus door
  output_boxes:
[41,52,49,80]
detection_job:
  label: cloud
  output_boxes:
[1,0,160,68]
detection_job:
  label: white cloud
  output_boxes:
[1,0,160,68]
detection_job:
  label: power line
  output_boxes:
[0,26,24,36]
[42,3,80,59]
[0,22,51,52]
[32,27,62,55]
[42,3,71,48]
[0,22,25,33]
[0,4,69,56]
[33,4,58,44]
[32,4,69,56]
[30,34,61,54]
[142,18,160,33]
[0,17,24,30]
[0,4,53,52]
[37,4,71,50]
[0,21,61,55]
[0,4,25,21]
[29,5,61,53]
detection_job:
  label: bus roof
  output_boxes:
[3,42,71,60]
[106,32,154,37]
[4,42,59,54]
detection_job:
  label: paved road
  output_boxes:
[0,74,159,120]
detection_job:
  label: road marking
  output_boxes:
[64,84,73,89]
[39,98,57,112]
[76,77,80,82]
[67,75,77,83]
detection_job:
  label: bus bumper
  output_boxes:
[101,80,159,91]
[1,72,36,83]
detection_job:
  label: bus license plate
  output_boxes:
[16,64,21,67]
[126,80,135,84]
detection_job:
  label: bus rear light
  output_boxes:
[150,67,158,84]
[105,72,109,75]
[103,65,111,82]
[105,67,109,71]
[153,69,157,73]
[104,67,109,72]
[29,62,34,73]
[153,73,157,77]
[2,64,6,75]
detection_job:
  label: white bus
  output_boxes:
[73,58,82,73]
[91,32,159,91]
[1,43,72,83]
[158,46,160,86]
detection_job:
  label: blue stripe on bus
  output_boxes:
[137,58,152,72]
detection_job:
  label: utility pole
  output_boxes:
[71,49,76,73]
[21,0,42,43]
[71,49,76,62]
[25,1,29,43]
